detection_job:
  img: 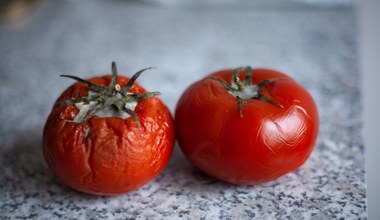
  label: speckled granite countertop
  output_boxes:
[0,1,366,219]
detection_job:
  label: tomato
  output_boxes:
[175,67,318,184]
[43,62,175,195]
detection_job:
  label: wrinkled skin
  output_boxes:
[43,75,175,195]
[175,69,319,184]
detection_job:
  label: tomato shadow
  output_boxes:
[159,145,241,193]
[0,131,50,187]
[0,129,97,205]
[160,144,290,196]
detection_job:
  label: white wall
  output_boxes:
[358,1,380,219]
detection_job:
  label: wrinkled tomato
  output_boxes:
[175,67,318,184]
[43,63,175,195]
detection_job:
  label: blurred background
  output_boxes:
[0,0,378,218]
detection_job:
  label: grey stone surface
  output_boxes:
[0,1,366,219]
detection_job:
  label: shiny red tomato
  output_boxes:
[175,67,319,184]
[43,62,175,195]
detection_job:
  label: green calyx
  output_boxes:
[60,62,159,125]
[210,67,284,118]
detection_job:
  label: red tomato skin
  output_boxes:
[43,75,175,195]
[175,69,319,184]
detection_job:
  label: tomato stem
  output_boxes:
[120,67,154,95]
[244,66,253,86]
[210,66,284,118]
[60,62,159,125]
[237,96,243,117]
[107,61,118,93]
[232,68,244,90]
